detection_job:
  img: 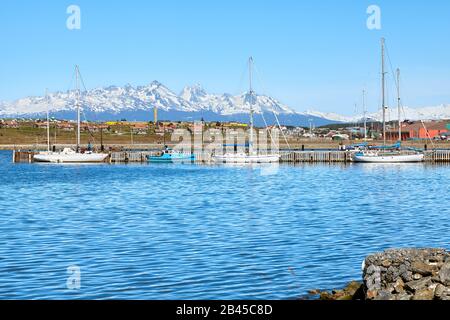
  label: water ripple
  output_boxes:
[0,152,449,299]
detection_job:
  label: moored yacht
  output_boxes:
[353,150,424,163]
[33,66,108,164]
[352,38,424,164]
[147,147,195,163]
[34,148,109,163]
[212,57,280,164]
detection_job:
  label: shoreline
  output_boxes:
[306,248,450,301]
[1,140,449,151]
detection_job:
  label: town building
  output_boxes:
[386,120,449,140]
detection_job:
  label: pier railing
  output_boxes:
[280,151,350,163]
[11,149,450,163]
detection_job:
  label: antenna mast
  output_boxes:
[75,65,81,151]
[381,38,386,145]
[46,89,50,152]
[249,57,254,155]
[363,89,367,141]
[397,68,401,142]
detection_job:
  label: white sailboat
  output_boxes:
[213,57,280,164]
[34,66,109,163]
[353,38,424,163]
[353,151,424,163]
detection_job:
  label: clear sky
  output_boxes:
[1,0,449,115]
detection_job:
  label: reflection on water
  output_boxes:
[0,151,449,299]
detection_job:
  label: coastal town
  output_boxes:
[1,118,449,147]
[2,0,450,308]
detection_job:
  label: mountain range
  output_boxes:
[1,81,449,126]
[0,82,331,127]
[306,104,450,123]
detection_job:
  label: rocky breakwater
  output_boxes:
[363,248,450,300]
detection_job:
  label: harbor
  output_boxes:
[11,147,450,163]
[2,0,450,304]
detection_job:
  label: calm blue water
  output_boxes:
[0,150,449,300]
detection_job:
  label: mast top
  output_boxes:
[248,57,254,94]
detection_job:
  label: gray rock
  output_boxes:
[434,284,446,299]
[401,271,413,282]
[405,277,432,292]
[439,262,450,286]
[359,249,450,301]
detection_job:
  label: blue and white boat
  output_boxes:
[147,148,195,163]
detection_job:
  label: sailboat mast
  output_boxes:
[76,65,81,151]
[249,57,254,155]
[46,89,50,152]
[363,89,367,140]
[397,68,401,142]
[381,38,386,145]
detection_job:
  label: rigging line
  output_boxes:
[66,67,77,93]
[76,67,99,145]
[384,43,400,92]
[259,106,277,147]
[252,63,291,150]
[241,60,275,146]
[245,61,276,146]
[396,73,409,121]
[235,59,250,95]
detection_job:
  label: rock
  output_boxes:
[412,273,423,280]
[405,277,432,292]
[344,281,363,296]
[396,293,413,300]
[308,289,320,295]
[331,290,345,299]
[434,283,450,300]
[411,261,437,276]
[336,295,353,301]
[374,290,395,300]
[434,284,445,298]
[381,260,391,268]
[401,271,413,282]
[319,292,332,300]
[393,278,405,294]
[366,290,378,300]
[412,288,435,300]
[315,249,450,301]
[439,262,450,286]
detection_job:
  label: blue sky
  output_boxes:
[0,0,449,115]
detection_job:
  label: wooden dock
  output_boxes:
[11,149,450,164]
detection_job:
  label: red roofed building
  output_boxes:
[386,121,449,140]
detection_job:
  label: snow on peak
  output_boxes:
[304,104,450,123]
[180,84,208,103]
[0,81,299,117]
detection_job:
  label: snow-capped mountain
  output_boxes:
[2,81,448,126]
[180,84,295,116]
[305,104,450,123]
[0,82,332,126]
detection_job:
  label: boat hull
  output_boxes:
[213,154,280,164]
[33,152,109,163]
[353,154,424,163]
[147,154,195,163]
